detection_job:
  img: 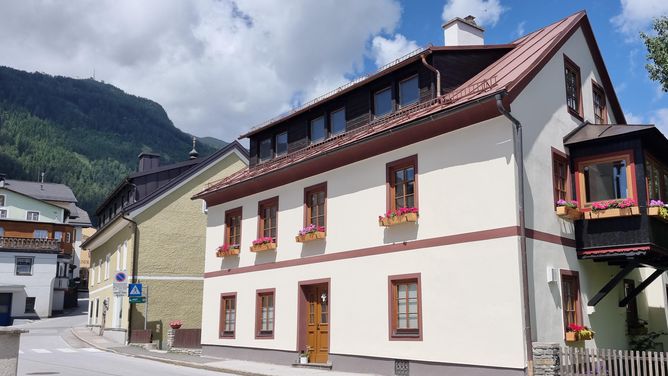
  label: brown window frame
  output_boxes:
[219,292,237,339]
[303,183,327,228]
[224,207,243,247]
[592,80,607,124]
[386,155,418,212]
[624,279,640,331]
[645,153,668,202]
[255,288,276,339]
[564,55,582,119]
[257,197,279,242]
[552,148,570,204]
[574,150,637,209]
[388,273,422,341]
[560,270,582,336]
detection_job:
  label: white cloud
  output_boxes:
[624,112,644,124]
[611,0,668,38]
[0,0,402,141]
[515,21,526,38]
[370,34,420,68]
[650,108,668,134]
[441,0,506,27]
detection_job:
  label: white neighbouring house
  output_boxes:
[194,12,668,375]
[0,176,91,324]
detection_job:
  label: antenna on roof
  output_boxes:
[189,136,199,159]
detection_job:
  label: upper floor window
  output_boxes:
[33,229,48,239]
[387,156,418,211]
[220,293,237,338]
[0,227,4,237]
[0,194,5,206]
[26,211,39,221]
[259,138,272,162]
[592,81,607,124]
[399,75,419,107]
[330,108,346,136]
[275,132,288,157]
[104,254,111,280]
[304,183,326,228]
[310,116,326,144]
[0,209,6,219]
[561,270,581,333]
[579,156,631,204]
[646,155,668,202]
[374,87,392,117]
[552,150,569,204]
[564,56,582,118]
[389,273,422,340]
[66,232,71,243]
[16,257,34,276]
[258,197,278,241]
[225,208,242,247]
[54,231,63,241]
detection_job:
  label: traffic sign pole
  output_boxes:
[144,285,148,330]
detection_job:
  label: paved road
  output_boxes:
[15,294,234,376]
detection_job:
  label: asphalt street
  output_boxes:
[14,294,235,376]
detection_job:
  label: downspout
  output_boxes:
[495,92,533,376]
[420,54,441,96]
[122,211,139,344]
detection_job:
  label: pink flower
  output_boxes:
[252,237,274,246]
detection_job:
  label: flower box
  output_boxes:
[585,206,640,220]
[556,206,582,220]
[379,212,419,227]
[296,231,326,243]
[648,203,668,223]
[250,242,277,252]
[216,245,240,257]
[565,332,578,342]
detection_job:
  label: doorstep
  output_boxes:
[292,362,333,370]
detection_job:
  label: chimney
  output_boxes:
[442,15,485,46]
[138,152,161,172]
[0,173,5,188]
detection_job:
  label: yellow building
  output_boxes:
[83,142,247,347]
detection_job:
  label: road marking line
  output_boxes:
[57,348,77,353]
[80,348,101,352]
[32,349,51,353]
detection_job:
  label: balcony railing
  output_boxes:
[0,237,60,251]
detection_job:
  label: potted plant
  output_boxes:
[379,207,419,227]
[648,200,668,222]
[296,224,326,243]
[555,200,582,220]
[585,198,640,219]
[298,347,311,364]
[250,237,277,252]
[565,323,595,342]
[169,320,183,329]
[216,244,240,257]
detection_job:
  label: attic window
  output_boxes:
[276,132,288,156]
[259,138,272,162]
[399,75,419,107]
[310,116,326,144]
[564,55,582,118]
[374,87,392,117]
[592,81,606,124]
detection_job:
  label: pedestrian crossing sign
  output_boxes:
[128,283,142,297]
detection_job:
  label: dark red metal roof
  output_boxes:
[579,246,650,257]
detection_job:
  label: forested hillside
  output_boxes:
[0,66,220,221]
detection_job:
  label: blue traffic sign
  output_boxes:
[128,283,143,297]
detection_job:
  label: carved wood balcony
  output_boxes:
[0,237,60,252]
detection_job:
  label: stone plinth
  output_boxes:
[0,328,28,376]
[533,342,560,376]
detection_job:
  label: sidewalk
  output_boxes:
[71,327,377,376]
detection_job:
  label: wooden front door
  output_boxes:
[304,284,329,363]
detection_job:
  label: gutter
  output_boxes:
[122,211,140,344]
[495,92,533,376]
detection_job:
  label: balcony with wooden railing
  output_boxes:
[0,237,61,252]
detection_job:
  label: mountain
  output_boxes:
[0,66,218,222]
[198,136,228,149]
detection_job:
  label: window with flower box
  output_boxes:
[387,155,418,211]
[592,81,607,124]
[561,270,582,334]
[552,149,570,204]
[258,197,278,241]
[646,155,668,202]
[388,273,422,340]
[575,151,636,206]
[225,207,242,247]
[255,289,275,338]
[304,183,326,228]
[564,55,582,118]
[219,293,236,338]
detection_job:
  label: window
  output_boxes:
[388,274,422,340]
[220,293,237,338]
[275,132,288,157]
[258,197,278,241]
[0,209,6,219]
[552,150,569,204]
[122,241,128,271]
[310,116,326,144]
[399,75,419,107]
[374,87,392,117]
[96,262,101,283]
[592,81,607,124]
[564,56,582,118]
[16,257,34,275]
[116,246,121,271]
[26,211,39,221]
[581,159,629,203]
[65,232,71,243]
[33,229,48,239]
[104,254,110,280]
[255,289,275,338]
[25,297,36,314]
[387,156,418,211]
[330,108,346,135]
[0,194,5,206]
[624,280,641,331]
[0,227,4,237]
[90,268,95,287]
[259,138,272,162]
[225,208,242,246]
[54,231,63,241]
[304,183,326,228]
[646,155,668,202]
[561,270,581,333]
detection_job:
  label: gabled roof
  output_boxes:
[2,180,77,202]
[195,11,626,204]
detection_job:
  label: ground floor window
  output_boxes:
[256,289,275,338]
[388,273,422,340]
[25,297,36,313]
[561,270,582,332]
[220,293,236,338]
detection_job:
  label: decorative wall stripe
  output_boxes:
[88,283,112,295]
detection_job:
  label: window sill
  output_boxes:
[567,107,583,121]
[220,333,235,339]
[584,206,640,220]
[255,332,274,339]
[295,232,326,243]
[390,331,421,341]
[379,213,418,227]
[250,242,277,252]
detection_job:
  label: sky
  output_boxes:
[0,0,666,142]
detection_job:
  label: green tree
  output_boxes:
[641,16,668,92]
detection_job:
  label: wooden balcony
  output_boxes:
[0,237,61,252]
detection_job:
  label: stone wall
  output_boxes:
[533,342,560,376]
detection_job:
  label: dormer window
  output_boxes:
[259,138,272,162]
[310,116,326,144]
[374,87,392,117]
[276,132,288,157]
[399,75,419,107]
[330,108,346,136]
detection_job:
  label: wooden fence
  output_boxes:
[172,329,201,349]
[561,347,668,375]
